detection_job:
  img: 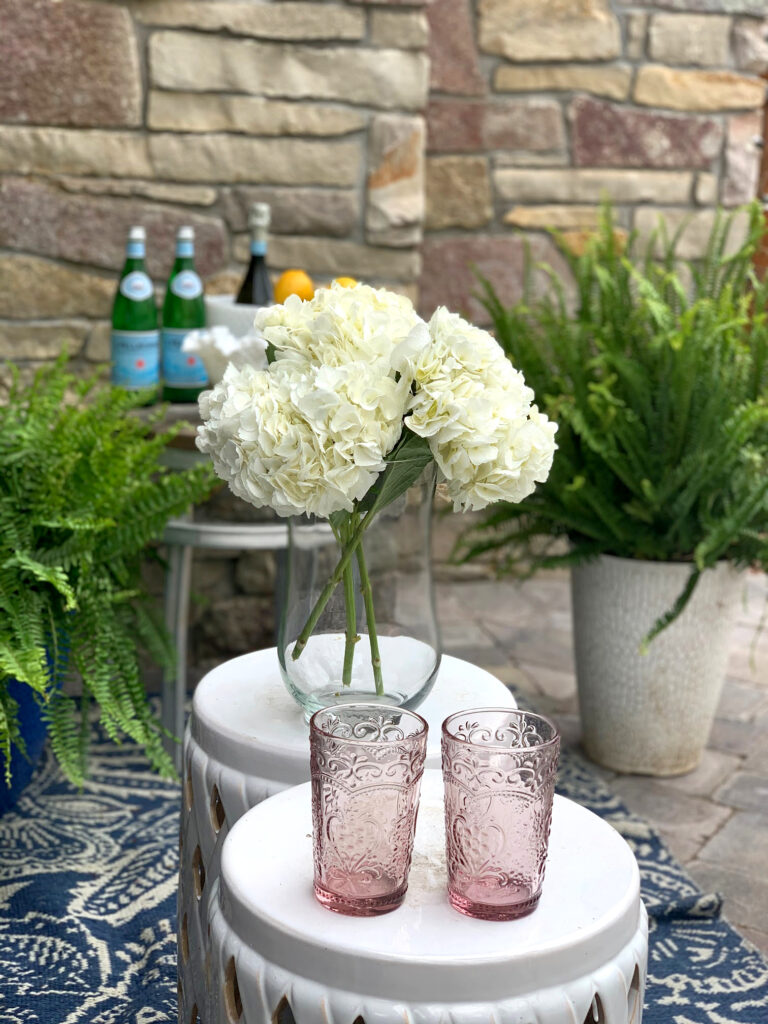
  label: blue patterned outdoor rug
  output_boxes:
[1,720,767,1024]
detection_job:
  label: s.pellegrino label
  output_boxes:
[111,227,159,393]
[170,270,203,300]
[161,327,207,388]
[111,329,161,389]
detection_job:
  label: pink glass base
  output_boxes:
[313,881,407,917]
[448,887,541,921]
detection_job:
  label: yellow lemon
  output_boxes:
[274,268,315,304]
[334,276,358,288]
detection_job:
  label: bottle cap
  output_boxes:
[177,226,195,241]
[128,226,146,242]
[248,202,271,232]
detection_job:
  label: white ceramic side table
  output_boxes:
[179,649,516,1024]
[204,771,648,1024]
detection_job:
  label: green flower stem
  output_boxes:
[291,512,373,662]
[355,543,383,696]
[341,560,358,687]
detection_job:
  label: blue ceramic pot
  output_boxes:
[0,679,50,815]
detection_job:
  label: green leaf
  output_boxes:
[4,553,77,610]
[358,429,433,520]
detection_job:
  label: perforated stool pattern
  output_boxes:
[207,776,648,1024]
[177,649,517,1024]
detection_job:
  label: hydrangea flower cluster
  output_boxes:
[197,282,557,517]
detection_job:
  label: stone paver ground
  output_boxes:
[436,567,768,957]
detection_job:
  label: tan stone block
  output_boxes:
[494,152,569,167]
[425,156,492,230]
[558,228,627,257]
[0,257,113,319]
[478,0,620,62]
[0,126,151,178]
[222,186,359,237]
[371,10,429,48]
[150,32,429,111]
[503,205,601,230]
[494,168,693,204]
[132,2,364,39]
[148,92,366,137]
[625,11,647,60]
[634,66,764,112]
[267,236,420,281]
[0,320,89,360]
[634,207,751,260]
[84,322,111,363]
[695,173,719,205]
[649,14,731,67]
[56,176,218,206]
[204,269,244,296]
[148,133,361,186]
[723,111,762,206]
[367,115,425,247]
[734,18,768,75]
[494,64,631,101]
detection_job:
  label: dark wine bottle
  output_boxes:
[235,202,274,306]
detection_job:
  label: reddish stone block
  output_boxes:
[427,98,564,153]
[0,179,227,279]
[419,234,572,323]
[571,97,723,170]
[428,0,485,96]
[427,99,485,152]
[0,0,141,128]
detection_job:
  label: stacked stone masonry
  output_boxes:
[2,0,768,660]
[422,0,768,321]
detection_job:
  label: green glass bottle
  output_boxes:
[161,226,207,403]
[111,226,159,398]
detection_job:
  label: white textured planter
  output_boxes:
[571,555,741,776]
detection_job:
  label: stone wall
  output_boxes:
[0,0,429,376]
[421,0,768,322]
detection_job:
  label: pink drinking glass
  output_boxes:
[441,708,560,921]
[309,703,428,916]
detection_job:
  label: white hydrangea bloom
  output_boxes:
[256,282,422,372]
[197,286,556,519]
[197,284,419,517]
[404,307,558,512]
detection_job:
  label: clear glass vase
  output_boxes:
[278,465,441,717]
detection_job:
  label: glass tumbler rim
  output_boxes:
[441,707,560,751]
[310,702,428,745]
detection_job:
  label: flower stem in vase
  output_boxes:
[291,511,372,662]
[355,543,384,696]
[341,559,358,687]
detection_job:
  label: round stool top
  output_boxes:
[220,771,642,1003]
[191,648,515,784]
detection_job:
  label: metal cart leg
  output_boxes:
[162,540,193,769]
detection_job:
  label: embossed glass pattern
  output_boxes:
[310,704,428,916]
[441,708,560,921]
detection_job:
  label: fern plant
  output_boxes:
[0,358,217,785]
[460,204,768,641]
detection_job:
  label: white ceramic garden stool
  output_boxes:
[178,648,516,1024]
[206,770,648,1024]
